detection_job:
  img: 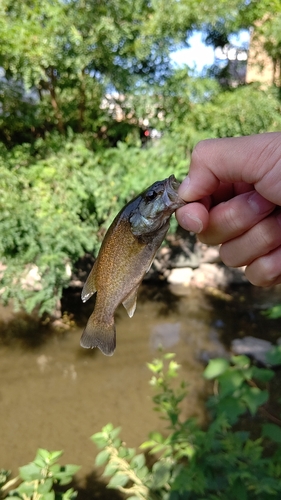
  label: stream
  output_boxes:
[1,281,281,496]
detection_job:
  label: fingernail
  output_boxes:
[178,175,190,198]
[183,212,203,233]
[247,191,274,215]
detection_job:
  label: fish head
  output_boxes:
[129,175,185,236]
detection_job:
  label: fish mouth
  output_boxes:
[164,175,185,208]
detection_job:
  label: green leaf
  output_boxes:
[130,454,146,470]
[36,449,52,461]
[56,475,74,486]
[262,304,281,319]
[266,346,281,366]
[17,482,36,495]
[163,353,176,360]
[19,463,42,481]
[49,464,61,475]
[140,440,156,450]
[203,358,230,379]
[48,451,63,462]
[148,432,164,443]
[251,366,274,382]
[147,361,163,374]
[215,396,245,423]
[91,432,108,448]
[135,465,149,480]
[262,424,281,444]
[62,487,77,500]
[167,360,180,378]
[151,462,171,489]
[241,387,268,415]
[103,463,119,477]
[150,444,166,454]
[218,369,245,397]
[37,478,53,494]
[95,450,110,467]
[231,478,248,500]
[62,465,81,477]
[110,427,121,440]
[107,473,129,488]
[231,355,250,368]
[41,491,55,500]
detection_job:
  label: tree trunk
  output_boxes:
[48,67,65,134]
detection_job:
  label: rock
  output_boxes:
[199,245,221,264]
[191,263,229,289]
[21,265,42,291]
[167,261,248,289]
[167,267,193,286]
[231,336,274,366]
[150,322,181,349]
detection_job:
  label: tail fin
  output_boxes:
[80,314,116,356]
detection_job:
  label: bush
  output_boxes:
[0,449,79,500]
[91,352,281,499]
[0,133,188,315]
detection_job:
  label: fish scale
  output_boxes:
[80,175,185,356]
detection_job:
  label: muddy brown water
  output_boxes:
[1,282,281,493]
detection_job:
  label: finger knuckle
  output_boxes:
[192,139,216,166]
[246,255,281,286]
[222,206,243,233]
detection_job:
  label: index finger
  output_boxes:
[179,133,281,206]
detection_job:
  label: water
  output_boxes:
[0,282,281,492]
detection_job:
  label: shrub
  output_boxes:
[0,133,187,315]
[92,352,281,499]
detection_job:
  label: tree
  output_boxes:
[0,0,252,143]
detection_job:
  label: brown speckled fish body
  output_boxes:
[80,175,185,356]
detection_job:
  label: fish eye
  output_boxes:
[145,190,158,201]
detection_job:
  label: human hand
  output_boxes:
[176,132,281,286]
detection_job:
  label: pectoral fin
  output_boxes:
[146,253,156,273]
[81,264,97,303]
[122,285,139,318]
[80,313,116,356]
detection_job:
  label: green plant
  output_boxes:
[0,133,187,316]
[0,449,79,500]
[91,353,281,499]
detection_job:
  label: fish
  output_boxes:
[80,175,185,356]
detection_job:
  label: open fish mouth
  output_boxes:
[164,175,185,207]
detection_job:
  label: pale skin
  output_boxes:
[176,132,281,287]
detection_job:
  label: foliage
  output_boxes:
[1,0,281,316]
[0,0,248,144]
[127,72,281,146]
[265,344,281,366]
[204,354,273,423]
[192,84,281,137]
[1,0,277,144]
[0,448,79,500]
[91,352,281,499]
[262,304,281,319]
[0,133,187,315]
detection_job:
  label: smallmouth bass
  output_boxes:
[80,175,185,356]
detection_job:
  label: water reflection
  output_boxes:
[150,322,181,349]
[0,282,281,490]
